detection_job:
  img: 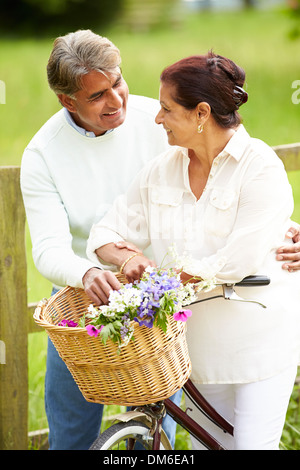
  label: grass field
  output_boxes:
[1,5,300,449]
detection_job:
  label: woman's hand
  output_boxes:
[95,241,156,282]
[276,225,300,272]
[122,254,156,283]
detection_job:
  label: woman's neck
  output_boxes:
[187,123,237,200]
[192,124,236,166]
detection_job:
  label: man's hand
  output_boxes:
[114,241,142,254]
[276,225,300,272]
[82,267,122,305]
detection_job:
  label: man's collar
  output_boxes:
[63,108,113,137]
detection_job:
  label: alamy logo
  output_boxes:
[291,80,300,104]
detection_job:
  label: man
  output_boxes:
[21,29,179,450]
[21,29,300,450]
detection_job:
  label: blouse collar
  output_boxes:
[221,125,251,162]
[180,124,251,163]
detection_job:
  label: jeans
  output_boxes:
[45,290,182,449]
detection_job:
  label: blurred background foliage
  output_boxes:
[1,0,300,302]
[0,0,298,37]
[0,0,178,36]
[0,0,123,36]
[1,0,300,449]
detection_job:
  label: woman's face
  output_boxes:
[155,82,198,147]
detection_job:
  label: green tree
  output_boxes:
[0,0,123,36]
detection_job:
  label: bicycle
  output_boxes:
[89,275,270,451]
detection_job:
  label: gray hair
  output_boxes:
[47,29,121,97]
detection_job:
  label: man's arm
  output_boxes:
[276,225,300,271]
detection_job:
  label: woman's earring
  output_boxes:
[197,123,204,134]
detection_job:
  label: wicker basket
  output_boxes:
[33,283,191,406]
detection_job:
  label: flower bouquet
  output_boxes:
[33,254,216,405]
[80,266,198,351]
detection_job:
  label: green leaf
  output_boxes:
[78,314,85,328]
[100,324,111,345]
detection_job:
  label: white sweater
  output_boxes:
[21,95,168,289]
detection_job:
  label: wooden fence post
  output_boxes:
[273,143,300,172]
[0,166,28,450]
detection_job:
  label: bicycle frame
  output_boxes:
[112,378,232,450]
[125,378,233,450]
[132,276,270,450]
[164,379,233,450]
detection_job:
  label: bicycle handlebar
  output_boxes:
[191,275,271,308]
[235,275,270,287]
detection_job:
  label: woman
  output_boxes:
[87,52,300,450]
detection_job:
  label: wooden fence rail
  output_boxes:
[1,142,300,450]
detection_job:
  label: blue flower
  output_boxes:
[134,312,155,328]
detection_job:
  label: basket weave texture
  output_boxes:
[34,284,192,406]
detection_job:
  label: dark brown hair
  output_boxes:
[160,51,248,129]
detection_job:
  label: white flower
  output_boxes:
[145,265,155,274]
[87,304,99,318]
[194,278,217,293]
[98,305,117,317]
[168,244,217,291]
[168,243,190,270]
[178,283,198,306]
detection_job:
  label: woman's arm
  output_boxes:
[95,242,156,283]
[87,163,152,264]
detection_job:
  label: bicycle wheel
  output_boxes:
[89,420,170,450]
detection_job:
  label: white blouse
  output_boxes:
[87,125,300,384]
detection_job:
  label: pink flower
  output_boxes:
[173,309,192,322]
[86,324,104,337]
[58,319,78,327]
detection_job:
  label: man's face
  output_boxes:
[60,69,129,136]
